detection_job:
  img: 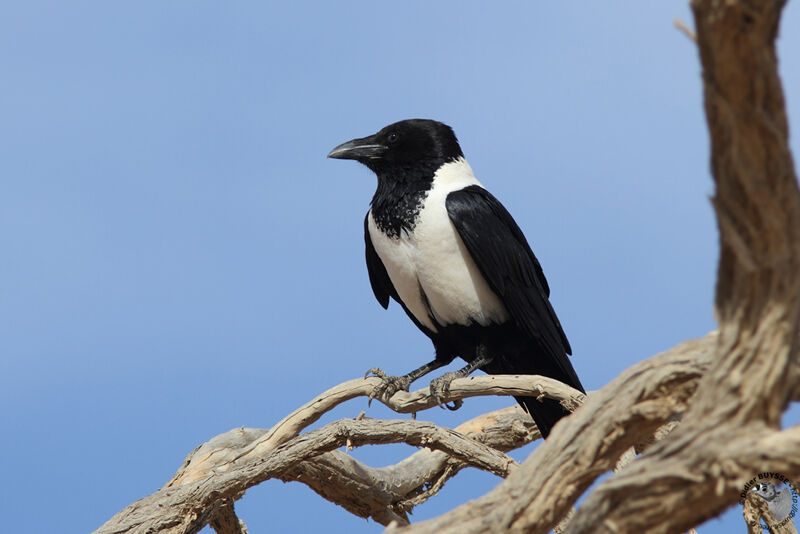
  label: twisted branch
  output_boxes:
[95,375,580,534]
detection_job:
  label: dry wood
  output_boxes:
[166,374,580,487]
[233,373,582,471]
[96,333,713,534]
[278,405,538,526]
[123,415,525,531]
[387,334,715,534]
[95,377,576,534]
[97,418,518,534]
[566,0,800,531]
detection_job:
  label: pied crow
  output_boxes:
[328,119,584,438]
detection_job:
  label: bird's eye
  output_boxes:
[387,132,399,143]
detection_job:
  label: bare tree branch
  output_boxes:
[98,418,519,534]
[167,374,581,487]
[94,377,572,534]
[96,335,709,534]
[278,406,539,526]
[565,0,800,531]
[387,334,715,533]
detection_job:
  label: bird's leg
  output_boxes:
[365,359,448,405]
[429,347,493,409]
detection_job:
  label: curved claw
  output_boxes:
[364,369,412,406]
[444,399,463,411]
[429,371,460,408]
[365,368,385,407]
[364,367,387,380]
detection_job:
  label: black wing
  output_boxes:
[364,214,395,309]
[446,185,572,357]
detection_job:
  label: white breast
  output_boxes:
[368,158,509,332]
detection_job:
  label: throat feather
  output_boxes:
[371,188,428,238]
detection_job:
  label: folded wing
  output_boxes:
[446,185,577,381]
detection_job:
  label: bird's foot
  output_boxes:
[428,372,464,411]
[364,368,412,406]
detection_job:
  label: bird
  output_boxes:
[750,482,793,522]
[327,118,585,438]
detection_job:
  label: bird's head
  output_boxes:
[750,482,778,501]
[327,119,464,178]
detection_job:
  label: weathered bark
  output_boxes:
[95,334,712,534]
[94,376,580,534]
[567,0,800,531]
[386,335,715,534]
[165,374,580,488]
[96,417,523,534]
[167,406,539,528]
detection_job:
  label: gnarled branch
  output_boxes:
[95,375,581,534]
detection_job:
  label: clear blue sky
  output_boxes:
[1,2,798,533]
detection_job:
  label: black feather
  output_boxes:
[446,185,580,388]
[364,215,393,309]
[332,119,585,438]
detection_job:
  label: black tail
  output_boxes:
[482,340,585,439]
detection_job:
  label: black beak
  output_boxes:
[327,135,387,161]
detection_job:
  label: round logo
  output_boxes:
[740,473,799,530]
